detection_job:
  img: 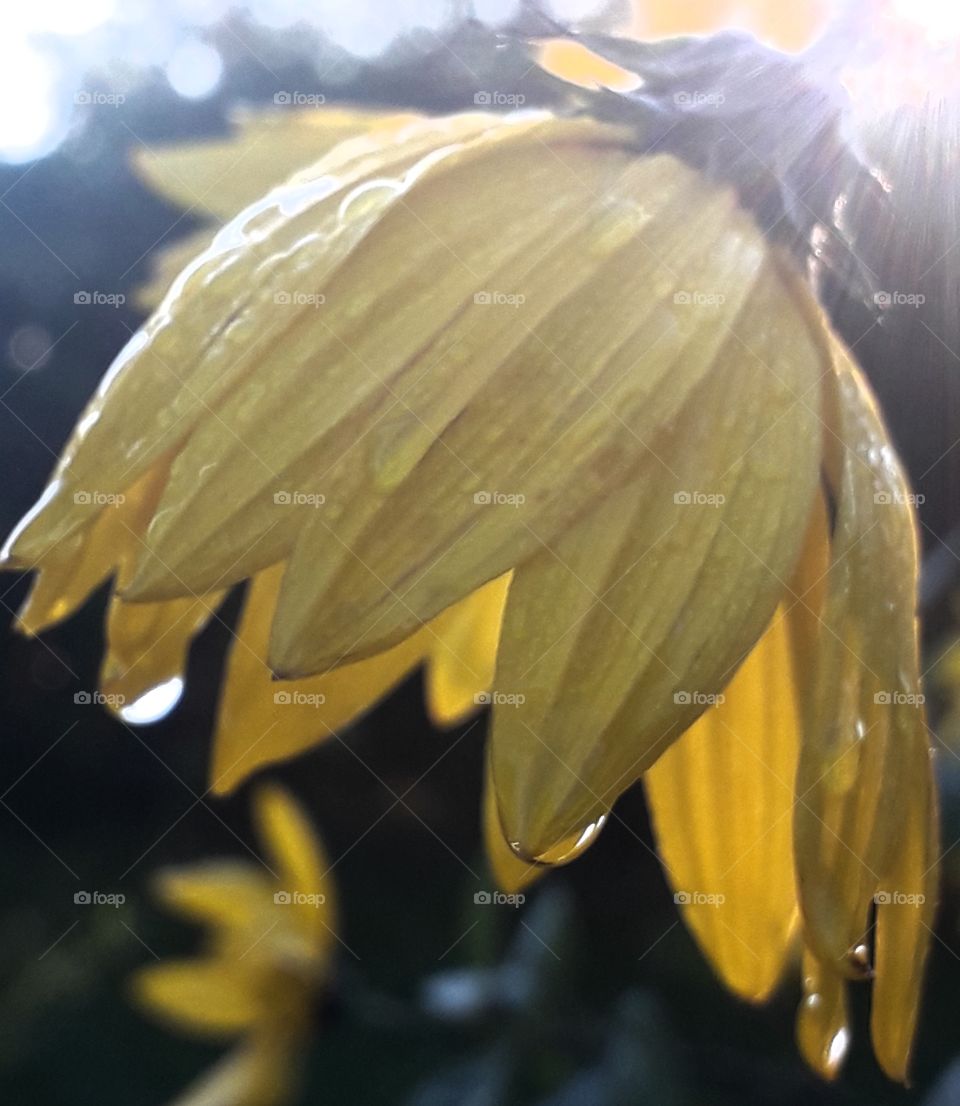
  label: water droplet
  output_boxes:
[532,815,609,865]
[827,1027,850,1070]
[120,676,184,725]
[848,942,872,976]
[337,177,404,223]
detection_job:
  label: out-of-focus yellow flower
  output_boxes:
[133,784,336,1106]
[2,107,937,1081]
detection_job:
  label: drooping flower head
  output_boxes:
[3,44,938,1082]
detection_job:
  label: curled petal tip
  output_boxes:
[12,616,38,639]
[0,548,23,572]
[0,525,39,571]
[207,767,241,797]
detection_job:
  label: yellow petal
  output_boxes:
[134,108,421,219]
[645,606,801,1002]
[166,1038,296,1106]
[536,39,643,92]
[127,115,644,610]
[870,733,938,1082]
[425,574,510,727]
[626,0,828,51]
[132,960,261,1038]
[11,459,169,634]
[134,230,215,313]
[796,946,850,1080]
[793,344,933,976]
[6,112,516,565]
[482,756,544,896]
[266,149,771,676]
[629,0,736,38]
[255,783,336,965]
[14,524,113,637]
[210,564,428,795]
[100,591,225,712]
[213,567,513,794]
[489,252,822,857]
[153,861,274,933]
[745,2,832,53]
[134,111,425,314]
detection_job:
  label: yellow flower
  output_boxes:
[2,107,937,1081]
[133,784,336,1106]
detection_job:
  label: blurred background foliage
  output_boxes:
[2,2,960,1104]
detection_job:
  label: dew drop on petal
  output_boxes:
[827,1026,850,1070]
[120,676,184,725]
[532,814,609,865]
[848,942,872,976]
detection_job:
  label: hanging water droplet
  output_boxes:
[532,814,609,865]
[120,676,185,725]
[827,1026,850,1070]
[848,942,872,976]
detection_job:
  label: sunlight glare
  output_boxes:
[892,0,960,42]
